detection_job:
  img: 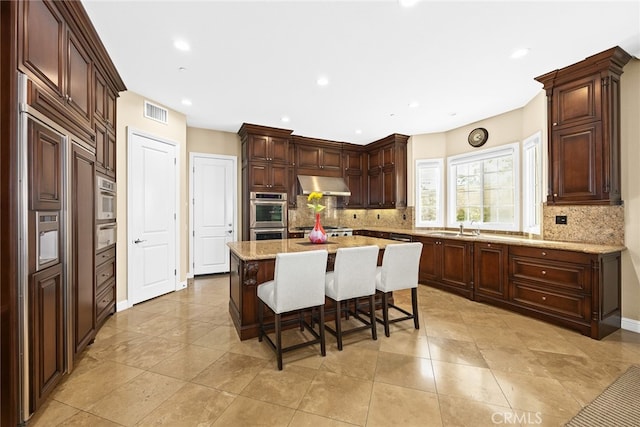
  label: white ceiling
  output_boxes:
[82,0,640,144]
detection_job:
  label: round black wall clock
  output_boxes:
[468,127,489,147]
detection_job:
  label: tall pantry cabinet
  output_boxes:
[1,0,126,424]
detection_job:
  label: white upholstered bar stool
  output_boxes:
[375,242,423,337]
[324,245,379,350]
[257,249,328,370]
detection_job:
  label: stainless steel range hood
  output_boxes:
[297,175,351,196]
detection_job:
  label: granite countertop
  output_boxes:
[227,236,397,261]
[357,226,626,254]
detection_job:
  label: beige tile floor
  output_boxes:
[29,275,640,426]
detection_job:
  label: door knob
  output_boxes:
[134,239,146,244]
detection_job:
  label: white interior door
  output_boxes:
[128,131,178,305]
[191,154,236,275]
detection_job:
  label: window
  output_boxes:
[447,143,520,231]
[415,158,444,227]
[522,132,542,234]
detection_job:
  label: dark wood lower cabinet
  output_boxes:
[29,263,64,412]
[414,236,473,299]
[474,242,508,302]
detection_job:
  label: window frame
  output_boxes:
[522,131,543,234]
[414,158,445,227]
[446,142,520,232]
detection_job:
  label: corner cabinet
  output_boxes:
[535,46,631,205]
[367,134,408,208]
[341,147,366,208]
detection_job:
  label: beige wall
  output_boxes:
[115,91,187,306]
[621,59,640,321]
[185,127,243,265]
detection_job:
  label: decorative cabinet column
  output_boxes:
[535,46,631,205]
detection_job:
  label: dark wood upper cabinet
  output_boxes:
[28,119,63,211]
[341,148,365,208]
[18,0,65,99]
[294,136,343,177]
[19,0,93,130]
[535,46,631,205]
[366,134,408,208]
[66,29,92,126]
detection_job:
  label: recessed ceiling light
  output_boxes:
[355,129,362,135]
[316,76,329,86]
[173,39,190,52]
[281,116,290,123]
[181,99,192,106]
[510,48,530,59]
[408,101,420,108]
[449,112,457,117]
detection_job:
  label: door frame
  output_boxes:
[126,127,180,307]
[188,152,238,278]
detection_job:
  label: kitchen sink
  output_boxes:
[426,231,478,237]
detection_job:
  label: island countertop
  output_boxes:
[227,235,398,261]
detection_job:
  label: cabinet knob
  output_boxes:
[553,194,558,197]
[541,270,546,275]
[553,122,557,126]
[68,97,72,103]
[541,251,547,256]
[542,296,547,301]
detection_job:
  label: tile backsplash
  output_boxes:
[542,204,624,246]
[288,195,413,230]
[288,195,625,246]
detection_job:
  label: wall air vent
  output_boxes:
[144,101,168,124]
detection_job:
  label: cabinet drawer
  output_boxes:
[510,257,590,292]
[96,282,115,323]
[96,247,115,266]
[96,258,115,290]
[511,281,590,322]
[509,245,592,264]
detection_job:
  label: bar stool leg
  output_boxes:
[335,300,343,351]
[369,294,377,340]
[258,299,264,342]
[275,313,283,370]
[319,305,326,356]
[412,287,420,329]
[382,292,390,337]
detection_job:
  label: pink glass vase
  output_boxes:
[308,213,327,244]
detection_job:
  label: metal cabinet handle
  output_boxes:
[134,239,146,244]
[541,270,546,275]
[542,296,547,301]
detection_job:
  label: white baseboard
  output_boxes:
[621,317,640,334]
[116,300,130,312]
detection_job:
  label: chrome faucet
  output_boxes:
[459,223,464,235]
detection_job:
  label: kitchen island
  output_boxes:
[227,236,397,340]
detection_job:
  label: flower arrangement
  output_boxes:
[307,191,326,214]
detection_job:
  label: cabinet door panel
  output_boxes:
[511,282,590,322]
[322,148,342,171]
[29,263,64,412]
[415,237,439,283]
[270,164,288,191]
[474,243,508,299]
[552,74,601,127]
[71,144,95,354]
[28,119,63,211]
[248,163,269,191]
[248,135,270,162]
[19,0,65,98]
[551,122,602,202]
[66,30,92,125]
[367,169,382,207]
[382,166,395,207]
[440,239,470,290]
[297,145,321,169]
[270,137,289,163]
[343,173,364,208]
[94,69,107,122]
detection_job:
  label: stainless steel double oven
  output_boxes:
[249,191,287,240]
